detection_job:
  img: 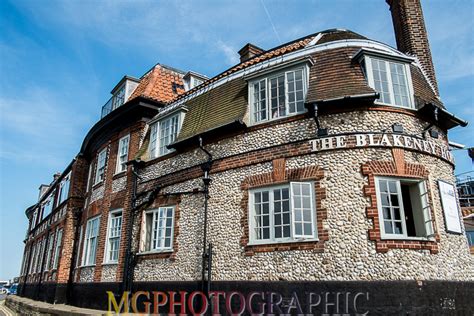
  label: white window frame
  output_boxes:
[52,229,63,269]
[115,134,130,174]
[104,209,123,264]
[57,173,71,206]
[81,216,100,266]
[140,206,175,253]
[248,182,317,246]
[75,225,83,268]
[149,112,184,159]
[363,55,415,109]
[94,148,108,185]
[248,65,309,125]
[375,176,435,241]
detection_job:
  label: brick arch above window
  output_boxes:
[362,148,440,254]
[240,158,328,256]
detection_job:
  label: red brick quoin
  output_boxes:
[362,148,440,254]
[240,158,328,256]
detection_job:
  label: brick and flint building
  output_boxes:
[17,0,473,313]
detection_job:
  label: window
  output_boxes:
[52,229,63,269]
[142,207,175,252]
[31,210,38,229]
[112,84,126,110]
[44,232,55,271]
[76,225,83,268]
[28,243,37,274]
[104,210,122,263]
[82,217,100,266]
[249,182,317,244]
[250,67,307,124]
[36,238,45,272]
[149,113,182,158]
[42,196,53,219]
[57,174,71,205]
[375,177,434,239]
[466,230,474,247]
[115,135,130,174]
[363,56,414,108]
[94,148,107,184]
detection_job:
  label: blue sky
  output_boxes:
[0,0,472,280]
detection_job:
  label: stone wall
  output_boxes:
[133,108,473,282]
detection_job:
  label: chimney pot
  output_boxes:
[238,43,265,63]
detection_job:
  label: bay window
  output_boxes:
[141,207,175,252]
[104,210,122,263]
[249,182,317,244]
[375,177,434,239]
[250,66,307,124]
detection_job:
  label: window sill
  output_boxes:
[112,171,127,180]
[101,262,118,266]
[381,235,435,242]
[78,264,96,268]
[137,249,173,256]
[247,238,319,246]
[249,111,307,127]
[136,250,175,261]
[92,182,104,190]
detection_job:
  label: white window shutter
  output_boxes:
[419,181,435,238]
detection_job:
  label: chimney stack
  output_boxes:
[386,0,439,95]
[238,43,265,63]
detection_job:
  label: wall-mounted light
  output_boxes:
[317,128,328,137]
[392,123,404,133]
[429,130,439,138]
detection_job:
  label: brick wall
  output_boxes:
[386,0,438,94]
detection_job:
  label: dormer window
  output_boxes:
[149,111,185,159]
[357,50,415,109]
[112,84,126,110]
[101,76,140,118]
[183,71,208,91]
[249,65,308,124]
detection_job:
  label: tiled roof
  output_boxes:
[129,64,185,103]
[176,78,248,142]
[306,47,376,103]
[138,29,444,150]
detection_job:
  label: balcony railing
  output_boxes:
[101,96,114,119]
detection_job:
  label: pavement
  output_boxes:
[0,295,16,316]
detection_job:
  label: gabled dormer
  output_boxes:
[183,71,208,91]
[101,76,140,118]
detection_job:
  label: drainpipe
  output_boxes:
[198,136,213,303]
[122,159,159,294]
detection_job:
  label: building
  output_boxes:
[17,0,473,314]
[457,173,474,254]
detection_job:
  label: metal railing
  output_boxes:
[101,96,114,118]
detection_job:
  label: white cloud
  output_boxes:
[216,41,240,65]
[0,87,89,167]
